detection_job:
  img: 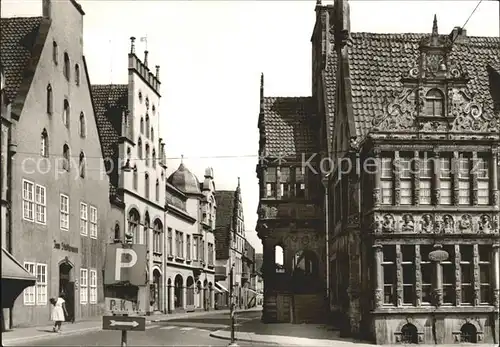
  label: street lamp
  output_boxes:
[228,263,238,347]
[321,173,330,308]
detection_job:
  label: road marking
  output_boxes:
[180,327,193,331]
[160,326,176,330]
[146,325,159,330]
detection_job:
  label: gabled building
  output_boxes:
[214,178,252,309]
[92,37,166,314]
[1,0,119,327]
[165,164,216,312]
[257,0,500,344]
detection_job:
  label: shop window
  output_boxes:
[401,323,418,344]
[442,245,456,305]
[419,245,433,304]
[382,245,396,305]
[478,245,491,304]
[460,323,477,343]
[460,245,474,304]
[401,245,415,305]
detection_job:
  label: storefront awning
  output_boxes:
[215,282,229,293]
[2,248,36,308]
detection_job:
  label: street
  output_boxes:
[13,311,276,346]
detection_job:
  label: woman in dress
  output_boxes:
[51,293,68,332]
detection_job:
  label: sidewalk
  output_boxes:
[2,307,260,346]
[209,319,498,347]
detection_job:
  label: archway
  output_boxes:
[174,275,183,308]
[167,278,172,313]
[275,245,284,273]
[58,259,75,322]
[460,323,477,343]
[186,277,194,307]
[291,250,320,293]
[401,323,418,344]
[152,269,161,312]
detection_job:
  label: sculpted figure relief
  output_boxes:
[458,214,473,233]
[420,214,433,233]
[382,214,395,233]
[479,215,492,234]
[442,215,454,234]
[401,214,415,232]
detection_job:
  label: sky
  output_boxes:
[3,0,499,254]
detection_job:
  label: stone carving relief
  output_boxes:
[458,214,472,233]
[401,214,415,232]
[442,215,454,234]
[478,215,493,234]
[450,89,498,133]
[420,214,434,233]
[452,317,484,343]
[372,88,421,132]
[382,214,395,233]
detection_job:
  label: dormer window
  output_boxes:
[75,64,80,85]
[63,52,70,81]
[425,89,444,117]
[145,114,150,138]
[138,91,142,103]
[46,84,53,115]
[145,97,149,109]
[140,117,144,134]
[52,41,58,64]
[151,128,154,142]
[63,99,70,127]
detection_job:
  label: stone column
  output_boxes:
[472,152,478,206]
[434,151,441,205]
[492,150,499,207]
[434,260,443,306]
[373,149,381,207]
[492,244,500,309]
[415,245,422,306]
[455,244,462,306]
[396,244,403,307]
[373,244,383,308]
[473,244,480,306]
[453,152,460,206]
[394,151,401,206]
[413,151,421,205]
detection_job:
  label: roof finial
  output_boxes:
[432,14,438,36]
[180,154,184,164]
[237,176,240,187]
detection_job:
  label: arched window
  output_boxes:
[174,275,183,308]
[144,143,149,166]
[186,277,195,306]
[155,179,160,202]
[75,64,80,85]
[140,117,144,134]
[79,151,86,178]
[152,149,156,168]
[137,138,142,159]
[63,52,70,80]
[275,245,284,273]
[138,90,142,103]
[127,209,140,244]
[127,147,131,160]
[151,128,154,142]
[133,165,138,190]
[293,250,319,276]
[460,323,477,343]
[79,112,86,137]
[425,89,444,117]
[145,173,150,199]
[46,84,52,114]
[62,144,70,171]
[401,323,418,344]
[52,41,58,64]
[145,114,150,138]
[41,129,49,157]
[114,223,120,242]
[153,219,163,254]
[143,212,150,246]
[63,99,70,127]
[152,104,156,115]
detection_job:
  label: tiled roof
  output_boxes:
[215,190,236,259]
[324,51,337,153]
[0,17,43,102]
[90,84,128,197]
[261,97,316,157]
[327,33,500,139]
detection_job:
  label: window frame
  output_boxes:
[35,184,46,225]
[265,167,277,198]
[89,206,97,239]
[382,245,397,306]
[460,245,474,305]
[23,179,35,222]
[23,262,36,305]
[380,157,393,205]
[80,202,88,236]
[80,268,88,305]
[75,63,80,86]
[23,262,47,305]
[60,194,70,231]
[475,157,489,205]
[425,88,444,117]
[401,245,415,305]
[89,269,97,304]
[478,245,491,304]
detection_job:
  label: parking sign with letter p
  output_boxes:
[104,244,147,286]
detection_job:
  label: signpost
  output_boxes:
[103,242,147,346]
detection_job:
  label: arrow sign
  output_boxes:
[102,315,146,331]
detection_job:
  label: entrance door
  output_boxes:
[59,262,75,323]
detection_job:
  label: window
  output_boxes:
[152,149,156,168]
[138,91,142,102]
[52,41,58,64]
[460,323,478,343]
[142,214,149,246]
[193,236,198,260]
[46,84,52,114]
[208,243,214,266]
[40,129,49,157]
[63,52,70,80]
[475,157,489,205]
[155,179,160,202]
[186,235,191,260]
[35,184,46,224]
[128,209,140,244]
[80,202,88,235]
[79,112,86,137]
[167,228,173,256]
[153,220,162,254]
[458,156,471,205]
[425,89,444,117]
[380,157,393,205]
[63,99,70,127]
[295,167,306,198]
[89,269,97,304]
[23,263,47,306]
[145,114,150,138]
[145,144,150,166]
[145,173,150,199]
[382,246,396,305]
[140,118,144,134]
[419,155,432,205]
[79,152,86,178]
[399,156,412,205]
[80,268,88,304]
[62,144,70,171]
[279,167,291,198]
[137,138,142,159]
[74,64,80,85]
[478,245,491,304]
[440,156,452,205]
[460,245,473,304]
[133,166,138,190]
[401,323,419,344]
[175,231,183,258]
[22,180,34,221]
[60,194,69,230]
[442,245,455,305]
[89,206,97,239]
[420,245,433,304]
[265,167,277,197]
[401,245,415,305]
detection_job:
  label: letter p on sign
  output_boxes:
[115,248,137,281]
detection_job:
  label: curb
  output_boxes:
[209,331,280,346]
[3,326,102,346]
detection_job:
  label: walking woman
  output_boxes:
[51,293,68,332]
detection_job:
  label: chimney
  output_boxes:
[144,51,149,67]
[450,26,467,43]
[42,0,51,18]
[155,65,160,80]
[130,37,136,54]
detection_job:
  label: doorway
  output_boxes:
[59,261,75,323]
